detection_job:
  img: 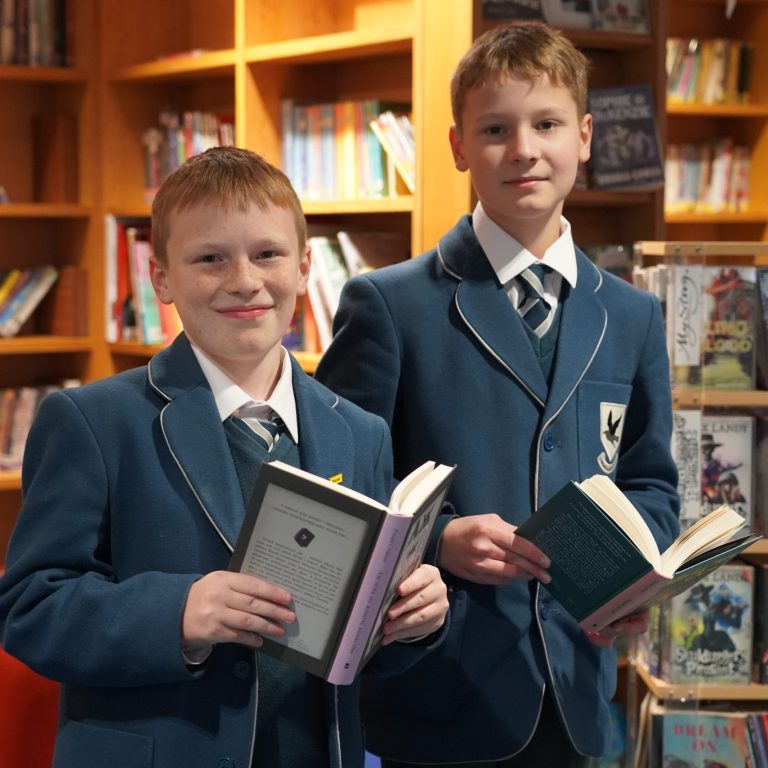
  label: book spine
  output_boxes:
[0,265,58,337]
[326,513,410,685]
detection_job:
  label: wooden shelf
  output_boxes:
[0,336,93,355]
[636,663,768,701]
[666,210,768,224]
[566,188,655,207]
[244,26,413,65]
[0,204,91,218]
[672,389,768,409]
[0,64,88,83]
[302,196,414,215]
[109,341,164,357]
[548,28,654,52]
[667,102,768,118]
[110,49,238,82]
[0,470,22,492]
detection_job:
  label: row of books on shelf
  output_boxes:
[639,696,768,768]
[104,216,182,345]
[0,0,72,67]
[0,264,61,337]
[280,99,415,202]
[665,140,750,215]
[141,109,235,203]
[282,229,409,353]
[633,263,768,391]
[481,0,651,35]
[637,562,767,687]
[666,37,753,107]
[0,379,79,470]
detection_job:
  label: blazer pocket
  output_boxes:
[576,381,633,480]
[54,719,153,768]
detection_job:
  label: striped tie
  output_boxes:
[518,263,554,338]
[236,405,284,451]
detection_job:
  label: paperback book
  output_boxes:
[587,84,664,191]
[701,415,754,529]
[230,459,455,685]
[515,474,760,631]
[660,564,754,685]
[671,409,703,533]
[701,266,757,390]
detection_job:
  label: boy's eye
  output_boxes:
[255,250,279,260]
[197,253,222,263]
[483,125,505,135]
[538,120,558,131]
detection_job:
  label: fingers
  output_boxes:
[438,515,551,585]
[182,571,296,650]
[380,565,448,645]
[586,609,651,647]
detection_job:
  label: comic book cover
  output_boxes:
[701,415,754,528]
[701,266,757,390]
[660,564,754,685]
[660,707,750,768]
[753,564,768,684]
[672,409,702,532]
[587,84,664,190]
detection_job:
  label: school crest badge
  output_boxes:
[598,402,626,473]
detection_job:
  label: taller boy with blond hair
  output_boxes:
[317,22,679,766]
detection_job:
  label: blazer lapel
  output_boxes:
[148,335,246,551]
[545,253,607,419]
[292,358,357,484]
[441,217,548,406]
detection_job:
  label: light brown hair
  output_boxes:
[151,146,307,264]
[450,21,590,127]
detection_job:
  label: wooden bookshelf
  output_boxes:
[665,0,768,242]
[636,663,768,702]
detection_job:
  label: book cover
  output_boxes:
[701,266,757,390]
[587,84,664,191]
[35,264,88,336]
[753,564,768,684]
[660,564,754,685]
[701,415,754,529]
[591,0,650,34]
[660,707,751,768]
[755,268,768,389]
[126,228,164,345]
[672,409,703,533]
[481,0,545,20]
[516,476,759,631]
[670,263,704,388]
[229,459,455,685]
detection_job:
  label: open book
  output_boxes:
[229,459,455,684]
[516,474,762,631]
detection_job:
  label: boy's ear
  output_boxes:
[150,259,173,305]
[296,243,311,296]
[449,125,469,173]
[579,113,593,164]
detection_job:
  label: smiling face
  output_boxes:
[150,200,309,388]
[450,73,592,249]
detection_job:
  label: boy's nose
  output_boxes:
[226,258,264,293]
[507,128,537,161]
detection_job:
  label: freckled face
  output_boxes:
[150,201,309,378]
[450,73,592,244]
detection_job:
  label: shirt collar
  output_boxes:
[472,202,578,289]
[190,345,300,444]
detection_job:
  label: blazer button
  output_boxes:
[233,660,251,679]
[543,434,555,451]
[539,603,550,620]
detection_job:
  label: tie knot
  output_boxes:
[527,262,551,284]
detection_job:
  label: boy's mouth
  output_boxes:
[218,305,272,319]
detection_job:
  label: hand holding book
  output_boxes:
[516,474,762,632]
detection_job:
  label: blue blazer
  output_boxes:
[316,215,680,761]
[0,334,440,768]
